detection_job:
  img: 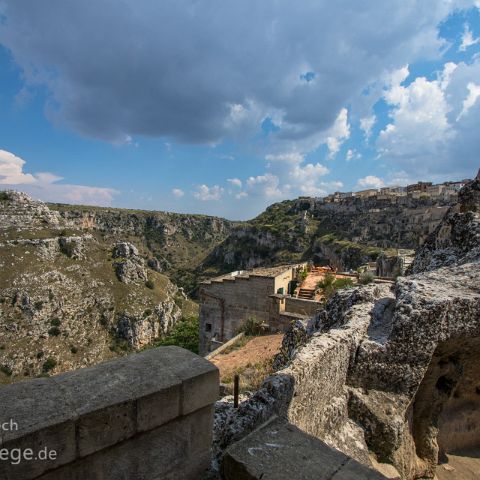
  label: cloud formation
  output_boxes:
[0,0,457,148]
[357,175,384,189]
[193,184,224,201]
[172,188,184,198]
[376,58,480,180]
[0,149,118,205]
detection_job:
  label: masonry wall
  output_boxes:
[0,347,219,480]
[284,297,322,317]
[199,276,277,354]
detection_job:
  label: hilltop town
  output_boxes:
[321,179,469,203]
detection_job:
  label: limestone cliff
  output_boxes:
[0,191,197,384]
[205,194,455,274]
[214,175,480,480]
[50,202,234,293]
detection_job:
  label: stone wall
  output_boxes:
[199,276,276,354]
[199,267,302,355]
[284,296,322,317]
[0,347,219,480]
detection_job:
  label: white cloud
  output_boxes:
[172,188,185,198]
[193,184,224,201]
[235,191,248,199]
[377,64,453,166]
[265,152,305,164]
[325,108,350,158]
[0,149,117,205]
[346,149,361,161]
[357,175,384,189]
[0,149,36,184]
[245,174,282,198]
[0,1,454,145]
[359,116,376,141]
[459,24,480,51]
[289,163,331,196]
[375,59,480,180]
[227,178,242,188]
[457,82,480,120]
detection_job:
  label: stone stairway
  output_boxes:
[298,288,315,299]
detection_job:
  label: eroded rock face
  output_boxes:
[410,173,480,274]
[0,192,196,384]
[116,300,182,348]
[112,242,148,283]
[214,176,480,480]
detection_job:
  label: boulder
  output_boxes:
[112,241,139,258]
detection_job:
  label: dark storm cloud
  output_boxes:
[0,0,457,144]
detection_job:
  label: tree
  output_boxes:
[153,316,199,354]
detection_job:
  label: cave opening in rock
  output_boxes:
[411,336,480,478]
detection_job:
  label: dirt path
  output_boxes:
[436,451,480,480]
[211,334,283,380]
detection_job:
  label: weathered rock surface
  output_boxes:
[51,202,234,293]
[214,176,480,480]
[222,417,388,480]
[0,192,197,385]
[205,194,455,274]
[410,170,480,274]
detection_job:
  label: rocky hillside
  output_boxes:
[204,194,455,274]
[0,191,198,385]
[48,189,456,284]
[49,202,235,294]
[214,172,480,480]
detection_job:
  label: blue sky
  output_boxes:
[0,1,479,220]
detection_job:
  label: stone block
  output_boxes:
[52,362,138,457]
[222,417,387,480]
[333,459,390,479]
[189,405,214,455]
[37,410,210,480]
[1,347,218,479]
[0,379,76,480]
[153,346,219,415]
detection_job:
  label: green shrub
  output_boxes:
[50,318,61,327]
[359,272,375,285]
[1,364,12,376]
[0,191,9,201]
[317,274,355,300]
[70,346,78,354]
[36,351,44,359]
[153,316,199,354]
[334,277,355,289]
[297,267,308,282]
[241,316,264,336]
[48,326,61,336]
[42,357,57,373]
[145,280,155,290]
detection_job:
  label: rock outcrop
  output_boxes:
[112,242,148,284]
[410,170,480,274]
[214,175,480,479]
[0,192,197,384]
[205,194,456,274]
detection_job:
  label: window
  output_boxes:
[205,323,212,332]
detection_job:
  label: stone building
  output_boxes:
[199,264,321,355]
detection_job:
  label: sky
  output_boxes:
[0,1,479,220]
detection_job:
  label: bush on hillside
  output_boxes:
[153,316,199,354]
[241,316,264,336]
[359,272,375,285]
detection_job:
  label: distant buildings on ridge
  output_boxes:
[318,179,469,203]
